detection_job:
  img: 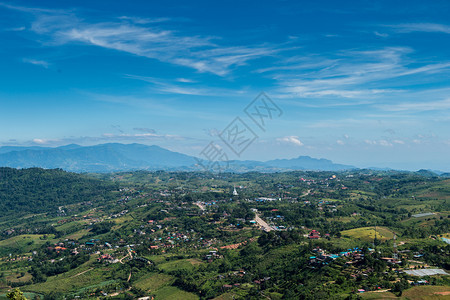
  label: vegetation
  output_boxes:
[0,168,449,299]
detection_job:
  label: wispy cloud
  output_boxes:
[269,47,450,99]
[117,16,171,24]
[28,131,188,147]
[388,23,450,34]
[378,98,450,112]
[22,58,50,68]
[124,74,248,96]
[4,26,26,31]
[101,132,184,140]
[2,4,277,76]
[176,78,196,83]
[374,31,388,37]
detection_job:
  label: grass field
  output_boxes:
[0,292,43,299]
[402,285,450,299]
[134,273,174,291]
[158,259,201,272]
[362,285,450,299]
[153,286,199,300]
[340,226,395,242]
[213,293,238,300]
[5,271,32,283]
[21,256,116,294]
[0,234,56,256]
[64,229,90,240]
[361,291,398,299]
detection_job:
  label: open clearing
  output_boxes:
[340,226,394,241]
[361,285,450,299]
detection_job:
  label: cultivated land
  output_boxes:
[0,168,449,299]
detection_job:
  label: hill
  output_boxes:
[0,143,197,173]
[0,167,117,215]
[0,143,356,173]
[264,156,355,171]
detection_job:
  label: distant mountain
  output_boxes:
[0,145,51,154]
[0,143,197,173]
[264,156,355,171]
[0,143,356,173]
[415,169,440,178]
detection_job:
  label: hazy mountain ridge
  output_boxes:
[0,143,196,173]
[0,143,432,173]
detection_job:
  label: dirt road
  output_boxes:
[254,214,274,232]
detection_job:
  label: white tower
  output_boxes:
[233,186,238,196]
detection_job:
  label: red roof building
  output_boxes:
[309,230,321,239]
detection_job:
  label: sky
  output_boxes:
[1,0,450,171]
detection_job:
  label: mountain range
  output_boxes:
[0,143,358,173]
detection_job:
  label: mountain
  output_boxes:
[0,145,51,154]
[0,143,197,173]
[415,169,440,178]
[264,156,355,171]
[0,143,355,173]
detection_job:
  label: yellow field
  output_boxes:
[340,227,395,241]
[362,286,450,299]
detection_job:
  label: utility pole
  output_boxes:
[393,233,398,261]
[373,224,377,249]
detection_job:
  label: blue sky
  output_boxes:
[1,0,450,171]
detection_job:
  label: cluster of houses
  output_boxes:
[309,246,365,266]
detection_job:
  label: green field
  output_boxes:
[0,234,56,256]
[21,256,116,295]
[134,273,174,291]
[340,226,395,241]
[153,286,199,300]
[158,259,201,272]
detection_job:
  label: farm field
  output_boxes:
[340,226,395,242]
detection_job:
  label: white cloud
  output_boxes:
[378,140,392,147]
[124,74,246,96]
[276,136,304,146]
[33,138,60,144]
[389,23,450,34]
[102,132,185,141]
[378,98,450,112]
[118,16,170,24]
[5,5,277,76]
[364,139,403,147]
[270,47,450,100]
[23,58,49,68]
[336,140,345,145]
[176,78,196,83]
[5,26,26,31]
[374,31,388,37]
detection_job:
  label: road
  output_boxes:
[254,214,274,232]
[71,268,93,278]
[194,202,206,211]
[300,189,311,197]
[119,248,133,264]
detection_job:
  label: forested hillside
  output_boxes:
[0,168,117,215]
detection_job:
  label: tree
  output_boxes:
[7,288,28,300]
